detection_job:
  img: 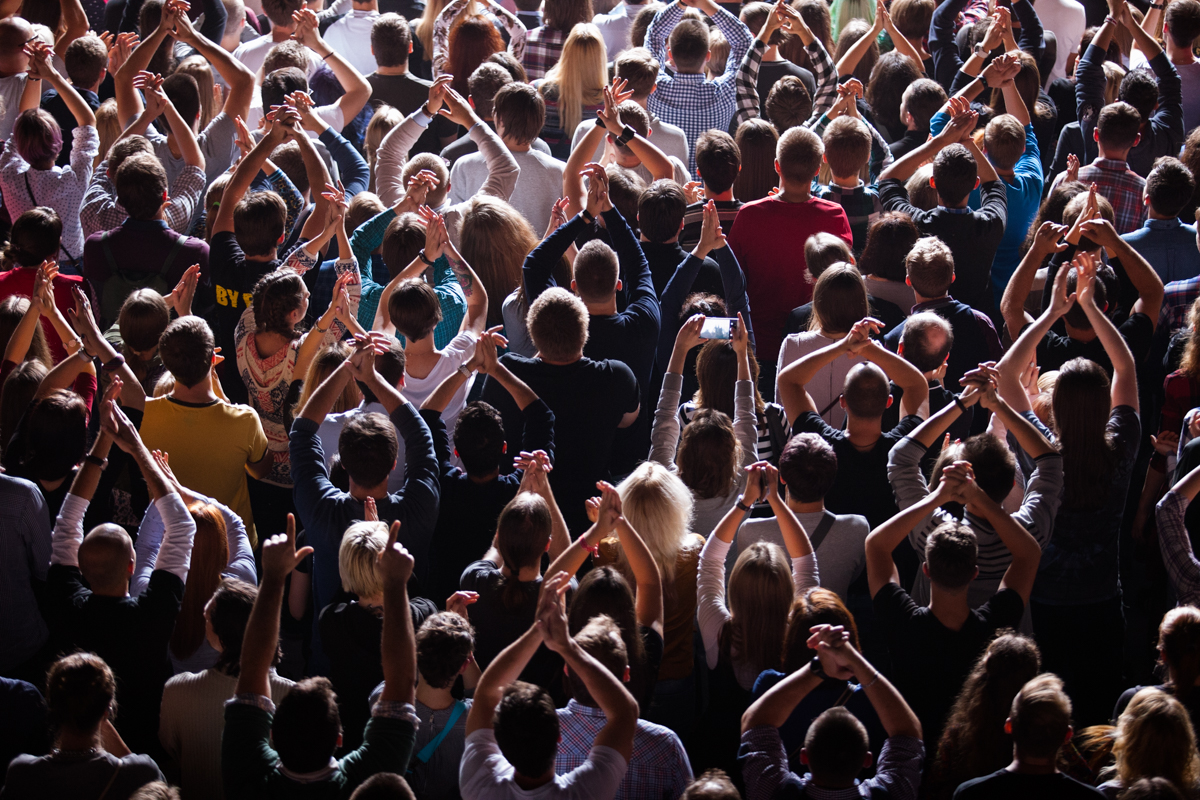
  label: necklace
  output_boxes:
[51,747,100,759]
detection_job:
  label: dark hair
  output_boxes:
[568,566,647,707]
[778,432,837,502]
[1160,606,1200,704]
[209,579,260,676]
[694,337,765,416]
[233,191,288,257]
[261,0,304,27]
[492,82,545,147]
[495,493,552,609]
[388,279,442,341]
[901,311,953,373]
[1120,778,1188,800]
[695,130,741,194]
[902,79,949,133]
[573,240,620,301]
[486,50,529,83]
[805,707,870,785]
[932,143,978,206]
[1020,181,1087,259]
[358,341,405,404]
[45,652,117,733]
[681,770,741,800]
[842,362,889,418]
[823,116,871,178]
[668,17,710,73]
[1146,157,1196,218]
[4,207,62,266]
[372,13,412,68]
[638,179,687,242]
[741,2,790,46]
[734,118,779,202]
[65,34,108,88]
[765,76,812,133]
[0,361,47,457]
[1052,357,1117,509]
[925,519,978,589]
[494,681,559,777]
[108,134,153,174]
[452,401,506,477]
[1119,68,1159,122]
[1166,0,1200,48]
[605,166,647,233]
[416,611,475,689]
[565,615,628,706]
[629,3,665,49]
[261,67,308,113]
[273,677,342,772]
[810,263,867,334]
[867,50,921,134]
[859,211,920,283]
[159,316,215,388]
[118,289,171,353]
[676,407,740,499]
[116,154,168,221]
[252,270,306,340]
[381,213,426,279]
[544,0,594,32]
[614,47,661,99]
[271,141,308,196]
[163,71,201,127]
[1097,101,1143,151]
[467,62,513,120]
[339,412,399,488]
[12,391,87,482]
[804,232,853,282]
[1009,674,1072,759]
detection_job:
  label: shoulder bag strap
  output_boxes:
[414,700,467,764]
[808,511,836,552]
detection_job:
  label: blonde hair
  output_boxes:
[723,542,794,675]
[176,55,217,130]
[339,521,389,599]
[1110,688,1200,792]
[365,105,404,193]
[292,342,360,418]
[95,99,121,171]
[1103,61,1127,105]
[614,462,696,585]
[416,0,458,57]
[542,23,608,136]
[459,196,539,328]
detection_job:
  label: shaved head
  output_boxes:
[78,525,135,594]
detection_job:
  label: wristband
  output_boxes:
[417,249,436,266]
[595,116,607,128]
[576,534,600,557]
[101,354,125,372]
[736,499,752,513]
[581,209,595,224]
[1105,14,1118,24]
[614,125,636,148]
[457,364,472,378]
[85,454,108,470]
[954,394,967,413]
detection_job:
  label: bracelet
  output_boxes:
[614,124,636,148]
[417,249,436,266]
[1106,14,1118,24]
[85,454,108,470]
[576,534,600,557]
[736,499,752,513]
[861,669,882,690]
[65,338,84,354]
[321,50,335,60]
[954,394,967,413]
[581,209,595,223]
[100,353,125,372]
[595,116,607,128]
[457,364,472,378]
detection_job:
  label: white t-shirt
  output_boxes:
[317,400,409,493]
[1037,0,1087,83]
[569,117,692,178]
[233,34,323,78]
[450,149,566,233]
[400,331,478,435]
[324,9,380,76]
[0,73,28,141]
[459,729,628,800]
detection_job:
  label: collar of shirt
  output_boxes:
[1145,217,1184,230]
[120,218,169,232]
[279,758,339,784]
[910,296,953,314]
[937,205,973,214]
[566,699,607,718]
[1091,157,1132,173]
[828,181,866,194]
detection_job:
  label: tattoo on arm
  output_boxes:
[451,258,473,297]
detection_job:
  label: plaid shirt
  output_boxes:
[81,162,206,239]
[647,0,752,174]
[1077,158,1147,235]
[734,38,838,132]
[522,26,567,80]
[1157,489,1200,607]
[1160,275,1200,333]
[815,182,882,254]
[555,700,692,800]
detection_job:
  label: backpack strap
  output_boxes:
[414,700,467,764]
[158,233,186,278]
[808,511,836,552]
[101,231,119,273]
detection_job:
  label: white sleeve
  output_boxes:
[220,499,258,585]
[697,534,733,670]
[649,372,683,468]
[50,493,90,568]
[733,379,758,471]
[131,501,166,596]
[791,552,819,593]
[566,745,629,800]
[153,493,198,583]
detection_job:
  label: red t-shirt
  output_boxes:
[727,195,853,361]
[0,268,87,363]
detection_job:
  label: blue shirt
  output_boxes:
[930,112,1043,305]
[1122,217,1200,285]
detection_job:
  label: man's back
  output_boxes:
[1077,159,1146,234]
[1122,218,1200,284]
[449,149,566,232]
[368,74,457,156]
[459,728,628,800]
[954,768,1105,799]
[883,297,1002,392]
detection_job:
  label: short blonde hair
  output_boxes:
[339,521,389,598]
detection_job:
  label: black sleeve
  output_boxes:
[519,399,556,466]
[977,588,1026,629]
[1118,312,1154,364]
[789,411,839,440]
[871,581,921,619]
[418,408,456,481]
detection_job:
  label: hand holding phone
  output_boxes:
[700,317,738,340]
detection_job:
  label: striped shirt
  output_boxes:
[815,182,883,255]
[680,400,785,464]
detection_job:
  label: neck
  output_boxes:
[584,297,618,316]
[56,728,102,753]
[171,380,218,404]
[1167,39,1196,65]
[535,352,583,366]
[1148,207,1174,220]
[776,180,811,203]
[940,196,970,210]
[845,414,882,448]
[995,167,1015,179]
[763,44,781,61]
[640,234,679,244]
[513,769,556,791]
[352,0,379,9]
[786,497,825,515]
[406,336,436,356]
[928,583,971,629]
[502,135,532,152]
[1097,149,1130,163]
[468,468,500,484]
[374,64,409,75]
[1008,751,1059,775]
[705,187,734,201]
[504,563,543,582]
[913,291,946,305]
[246,250,278,263]
[632,96,650,110]
[1064,321,1098,343]
[831,174,859,189]
[416,677,458,709]
[350,481,390,500]
[271,25,295,41]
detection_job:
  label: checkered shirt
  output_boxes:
[815,182,882,253]
[555,700,692,800]
[1078,158,1147,235]
[734,38,839,132]
[522,26,567,80]
[1157,490,1200,607]
[1160,276,1200,334]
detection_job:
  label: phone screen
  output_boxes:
[700,317,736,340]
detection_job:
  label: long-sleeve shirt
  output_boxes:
[735,38,838,132]
[697,535,818,690]
[0,475,51,672]
[432,0,526,77]
[929,0,971,92]
[646,0,752,174]
[81,160,207,239]
[374,112,519,247]
[1157,488,1200,607]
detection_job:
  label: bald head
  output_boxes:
[78,525,135,595]
[842,362,891,419]
[900,311,953,374]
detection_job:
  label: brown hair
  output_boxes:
[115,154,168,221]
[45,652,117,733]
[925,519,978,589]
[905,235,955,298]
[387,279,442,342]
[1159,606,1200,704]
[776,125,823,184]
[233,191,288,257]
[638,179,688,243]
[158,316,214,389]
[668,16,710,73]
[170,503,228,661]
[859,211,919,283]
[493,82,546,146]
[64,34,107,89]
[339,412,399,487]
[983,113,1027,172]
[381,212,427,279]
[676,408,741,499]
[696,130,741,195]
[573,240,620,301]
[1010,674,1072,759]
[809,263,868,335]
[1110,689,1200,792]
[292,342,360,418]
[614,47,660,99]
[495,492,552,609]
[447,16,504,97]
[544,0,594,32]
[734,118,780,202]
[722,542,793,676]
[417,611,475,689]
[835,19,877,85]
[866,50,920,133]
[527,287,588,361]
[459,196,538,327]
[372,13,412,68]
[467,62,514,120]
[765,75,813,133]
[823,116,871,179]
[694,338,766,415]
[781,587,859,672]
[1052,357,1117,509]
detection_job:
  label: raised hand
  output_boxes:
[534,571,574,650]
[546,196,570,237]
[164,264,201,317]
[262,513,314,582]
[1031,221,1068,254]
[109,31,139,75]
[1065,152,1080,183]
[695,199,727,256]
[596,84,625,137]
[437,86,478,128]
[67,285,105,357]
[1048,259,1078,319]
[843,317,883,353]
[1152,430,1180,457]
[100,399,144,454]
[807,624,856,680]
[133,71,168,118]
[419,206,448,260]
[682,181,704,205]
[378,519,415,585]
[24,39,55,81]
[594,480,623,532]
[674,313,707,355]
[446,590,479,618]
[426,74,453,117]
[1072,251,1098,308]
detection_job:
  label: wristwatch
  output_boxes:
[614,125,637,148]
[101,354,126,372]
[809,655,829,680]
[417,249,435,266]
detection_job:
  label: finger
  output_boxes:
[285,513,296,547]
[388,519,401,549]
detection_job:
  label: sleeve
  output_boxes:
[339,715,419,788]
[566,746,629,798]
[739,726,800,800]
[790,410,840,440]
[375,109,435,206]
[711,5,753,86]
[879,178,919,215]
[50,493,91,568]
[871,580,920,622]
[886,436,940,553]
[929,108,949,137]
[392,402,442,558]
[20,486,51,582]
[469,121,520,202]
[868,737,926,800]
[433,0,472,76]
[930,0,969,91]
[733,379,759,468]
[265,167,306,238]
[522,214,586,303]
[197,0,228,43]
[645,1,684,66]
[791,552,819,592]
[131,501,166,597]
[80,161,124,239]
[1147,51,1185,156]
[712,246,755,350]
[1009,0,1044,62]
[734,39,766,127]
[164,166,208,234]
[1012,453,1064,550]
[152,492,199,583]
[519,399,556,464]
[1075,43,1107,162]
[697,533,734,670]
[319,126,371,197]
[656,253,707,368]
[419,408,457,480]
[221,701,281,795]
[68,125,99,188]
[289,417,351,534]
[218,498,258,584]
[493,0,528,63]
[977,180,1008,232]
[601,206,659,331]
[1157,489,1200,607]
[804,40,839,123]
[649,372,684,467]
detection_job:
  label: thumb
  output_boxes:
[388,519,401,548]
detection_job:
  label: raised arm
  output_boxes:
[1081,217,1164,327]
[879,98,973,183]
[837,1,885,77]
[1001,221,1067,335]
[171,8,254,122]
[113,0,180,126]
[1158,464,1200,606]
[996,258,1075,412]
[292,9,371,127]
[26,42,95,128]
[1074,252,1138,411]
[866,478,957,596]
[135,72,204,170]
[378,521,418,704]
[213,110,296,236]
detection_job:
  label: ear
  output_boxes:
[677,218,685,233]
[905,275,912,287]
[897,341,905,356]
[501,441,508,454]
[468,96,476,109]
[1065,725,1074,744]
[615,278,623,292]
[1004,718,1013,734]
[799,748,810,766]
[1093,127,1101,142]
[1133,132,1142,148]
[774,158,782,176]
[838,395,847,409]
[409,42,413,53]
[623,665,631,682]
[336,732,343,748]
[929,175,936,190]
[864,751,874,769]
[278,232,286,244]
[822,152,828,164]
[570,278,579,295]
[885,394,894,409]
[973,176,981,190]
[922,562,931,577]
[545,537,552,553]
[646,125,653,138]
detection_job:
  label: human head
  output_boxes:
[233,191,288,257]
[542,23,608,135]
[1165,0,1200,50]
[616,461,695,584]
[497,492,553,579]
[614,47,660,101]
[161,71,201,133]
[78,524,136,595]
[447,16,504,96]
[356,341,405,405]
[273,677,342,771]
[13,109,63,168]
[95,99,121,171]
[727,542,794,674]
[810,263,868,335]
[823,116,871,180]
[460,197,537,327]
[803,707,871,787]
[630,3,665,48]
[544,0,595,32]
[1112,688,1200,791]
[158,316,215,389]
[606,166,647,230]
[175,57,216,130]
[492,82,545,147]
[4,207,63,267]
[261,67,308,116]
[1096,101,1143,154]
[842,362,891,418]
[0,362,47,455]
[867,50,921,133]
[372,13,412,68]
[572,240,621,302]
[706,25,731,79]
[932,143,979,207]
[387,279,442,342]
[262,0,304,28]
[207,579,259,674]
[494,681,559,778]
[107,133,151,173]
[1146,157,1195,218]
[339,521,388,599]
[781,587,860,671]
[931,432,1017,505]
[776,125,823,185]
[905,235,955,299]
[765,76,812,133]
[0,17,32,77]
[567,566,645,701]
[858,211,919,283]
[348,774,417,800]
[65,34,107,90]
[119,290,171,356]
[734,118,780,202]
[115,153,169,221]
[637,179,687,244]
[467,62,513,120]
[1051,357,1116,509]
[741,1,789,46]
[1119,68,1158,126]
[1158,606,1200,702]
[252,270,309,341]
[1009,674,1073,759]
[293,341,362,418]
[681,770,741,800]
[453,402,507,477]
[45,652,117,736]
[486,50,529,82]
[401,154,450,208]
[778,432,837,503]
[924,519,979,590]
[381,212,427,279]
[694,338,765,416]
[900,79,948,134]
[339,412,399,489]
[668,15,710,73]
[262,39,309,75]
[805,232,854,283]
[417,611,475,689]
[695,130,740,195]
[676,407,741,499]
[1062,190,1116,253]
[906,164,939,210]
[565,614,628,705]
[899,311,953,375]
[889,0,933,41]
[983,113,1026,172]
[528,287,589,362]
[835,19,877,84]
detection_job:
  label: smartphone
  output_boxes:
[700,317,738,340]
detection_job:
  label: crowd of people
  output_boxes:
[4,0,1200,796]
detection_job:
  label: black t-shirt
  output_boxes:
[367,73,457,156]
[953,769,1105,799]
[1030,313,1155,374]
[791,411,922,528]
[208,231,278,404]
[640,241,725,301]
[757,60,816,110]
[873,582,1025,750]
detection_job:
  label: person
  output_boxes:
[1121,157,1200,284]
[324,0,382,76]
[0,41,98,270]
[996,254,1142,726]
[522,0,596,79]
[877,98,1007,314]
[458,570,638,799]
[367,18,458,158]
[734,433,868,601]
[775,316,928,529]
[1156,463,1200,608]
[727,126,853,369]
[0,464,51,683]
[890,79,947,160]
[592,0,655,58]
[1,653,165,799]
[39,34,105,168]
[1114,607,1200,734]
[418,328,555,604]
[1152,0,1200,134]
[0,16,33,142]
[535,23,607,159]
[953,674,1105,799]
[865,454,1040,749]
[440,63,546,166]
[289,334,439,664]
[739,624,925,800]
[432,0,528,90]
[42,395,198,756]
[1037,0,1087,82]
[411,605,479,800]
[814,115,882,255]
[158,579,295,800]
[644,0,753,175]
[882,237,1002,395]
[1098,688,1200,799]
[222,513,421,797]
[679,130,741,249]
[636,179,725,303]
